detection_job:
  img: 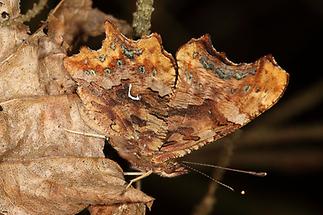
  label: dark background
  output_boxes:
[23,0,323,214]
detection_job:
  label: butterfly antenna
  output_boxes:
[181,163,234,192]
[182,161,267,177]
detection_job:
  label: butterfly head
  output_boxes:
[153,160,188,177]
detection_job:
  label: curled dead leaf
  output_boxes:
[48,0,132,46]
[0,157,153,215]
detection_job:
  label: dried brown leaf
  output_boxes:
[0,94,104,160]
[0,1,152,214]
[0,0,20,20]
[0,1,29,63]
[48,0,132,46]
[0,28,75,101]
[0,157,153,215]
[89,203,146,215]
[0,23,28,62]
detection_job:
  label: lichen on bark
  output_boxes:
[132,0,154,37]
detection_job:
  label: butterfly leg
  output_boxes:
[124,170,153,189]
[61,127,108,140]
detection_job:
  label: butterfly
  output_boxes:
[64,21,288,178]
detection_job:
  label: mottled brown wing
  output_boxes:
[153,36,288,163]
[64,21,177,171]
[64,21,288,172]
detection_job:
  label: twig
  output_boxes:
[192,131,241,215]
[17,0,49,23]
[132,0,154,37]
[1,0,48,27]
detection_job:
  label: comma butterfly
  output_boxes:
[64,21,288,177]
